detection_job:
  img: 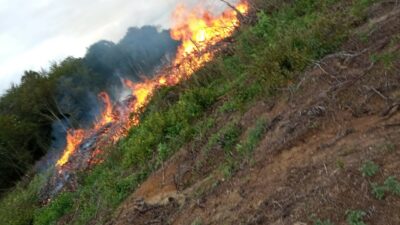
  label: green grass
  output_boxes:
[0,175,45,225]
[384,176,400,196]
[370,176,400,200]
[360,160,379,177]
[0,0,379,224]
[314,219,335,225]
[371,183,386,200]
[219,117,269,179]
[346,210,367,225]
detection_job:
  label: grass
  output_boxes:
[371,182,386,200]
[0,175,46,225]
[360,160,379,177]
[370,176,400,200]
[191,217,203,225]
[346,210,366,225]
[384,176,400,196]
[219,117,269,179]
[0,0,380,224]
[314,219,335,225]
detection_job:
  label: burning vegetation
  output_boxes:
[45,0,249,201]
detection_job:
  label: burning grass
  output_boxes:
[0,0,381,225]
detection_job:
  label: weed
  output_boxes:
[382,141,396,153]
[311,214,335,225]
[371,183,386,200]
[315,219,335,225]
[236,118,269,157]
[191,217,203,225]
[384,176,400,196]
[370,51,400,71]
[346,210,367,225]
[219,100,240,113]
[336,159,345,170]
[360,160,379,177]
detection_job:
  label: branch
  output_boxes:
[218,0,245,22]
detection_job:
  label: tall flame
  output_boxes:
[56,0,249,168]
[56,130,85,167]
[97,92,114,127]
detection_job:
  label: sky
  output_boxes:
[0,0,205,94]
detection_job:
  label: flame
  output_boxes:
[55,0,249,169]
[171,0,249,62]
[56,130,85,167]
[97,92,114,126]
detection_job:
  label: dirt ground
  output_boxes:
[109,2,400,225]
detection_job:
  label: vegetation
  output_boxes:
[0,0,382,224]
[360,160,379,177]
[314,219,335,225]
[370,176,400,200]
[346,210,367,225]
[0,27,177,192]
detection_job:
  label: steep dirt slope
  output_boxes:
[110,2,400,225]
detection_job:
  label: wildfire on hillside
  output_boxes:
[48,0,249,197]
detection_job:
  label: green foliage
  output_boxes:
[369,176,400,200]
[360,161,379,177]
[219,100,240,113]
[371,183,386,200]
[346,210,367,225]
[336,159,345,170]
[384,176,400,196]
[236,118,269,157]
[370,51,400,70]
[206,121,241,152]
[379,141,396,153]
[34,192,74,225]
[314,219,335,225]
[351,0,378,18]
[191,217,203,225]
[0,175,45,225]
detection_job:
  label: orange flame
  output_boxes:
[56,130,85,167]
[55,0,249,169]
[97,92,114,126]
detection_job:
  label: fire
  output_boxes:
[56,130,85,167]
[171,0,249,62]
[55,0,249,169]
[97,92,114,127]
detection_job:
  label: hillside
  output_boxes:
[1,0,400,225]
[109,1,400,224]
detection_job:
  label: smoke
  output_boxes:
[53,26,178,127]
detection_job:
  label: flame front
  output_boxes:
[56,0,249,169]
